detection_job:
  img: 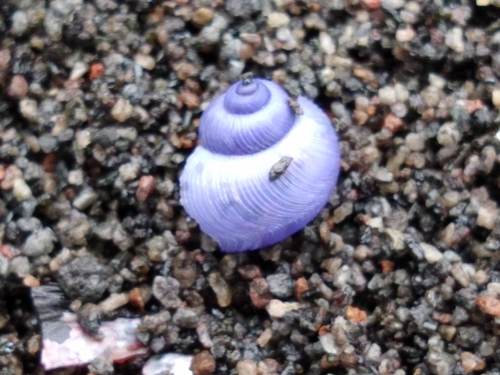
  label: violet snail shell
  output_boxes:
[180,77,341,252]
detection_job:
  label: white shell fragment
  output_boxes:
[142,353,194,375]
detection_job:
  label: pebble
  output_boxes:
[238,265,262,280]
[0,49,10,71]
[225,0,261,18]
[173,307,199,329]
[429,74,446,89]
[319,332,338,355]
[267,12,290,28]
[426,350,455,375]
[13,178,32,201]
[440,325,457,341]
[319,32,336,55]
[421,243,443,263]
[192,8,214,27]
[374,167,393,183]
[68,170,84,186]
[460,352,485,373]
[73,188,98,210]
[11,11,29,36]
[258,360,279,375]
[88,357,114,375]
[476,204,497,230]
[276,28,297,50]
[362,0,381,10]
[266,299,301,318]
[99,293,129,313]
[236,360,258,375]
[365,343,381,363]
[111,98,134,123]
[442,191,461,208]
[249,278,272,309]
[179,90,200,109]
[422,86,442,107]
[69,62,88,80]
[346,305,368,324]
[22,228,56,257]
[475,295,500,317]
[193,322,211,350]
[134,54,156,71]
[172,252,198,288]
[383,0,405,9]
[128,287,150,310]
[0,256,8,277]
[56,211,91,247]
[191,351,216,375]
[445,27,465,54]
[405,133,426,152]
[200,14,228,44]
[136,175,155,202]
[333,201,353,224]
[58,256,112,302]
[89,62,105,80]
[7,75,29,98]
[396,26,416,42]
[294,277,309,300]
[119,161,140,182]
[378,86,397,106]
[473,270,489,286]
[19,98,39,122]
[9,256,31,277]
[266,273,293,299]
[437,122,461,147]
[451,263,474,288]
[383,113,404,133]
[486,282,500,295]
[394,82,410,105]
[457,326,484,348]
[75,129,91,149]
[39,135,58,153]
[208,272,232,308]
[479,341,494,357]
[492,89,500,109]
[152,276,182,309]
[256,328,272,348]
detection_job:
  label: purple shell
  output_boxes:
[180,78,341,252]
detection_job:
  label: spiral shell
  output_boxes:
[180,78,341,252]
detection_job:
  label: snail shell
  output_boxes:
[180,78,341,252]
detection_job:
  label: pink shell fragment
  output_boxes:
[41,312,147,370]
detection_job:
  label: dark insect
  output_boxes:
[288,97,303,115]
[269,156,293,181]
[241,72,254,85]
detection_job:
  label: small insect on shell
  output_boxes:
[179,77,341,252]
[269,156,293,181]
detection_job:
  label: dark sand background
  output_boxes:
[0,0,499,374]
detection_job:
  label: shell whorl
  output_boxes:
[198,78,295,155]
[223,79,270,114]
